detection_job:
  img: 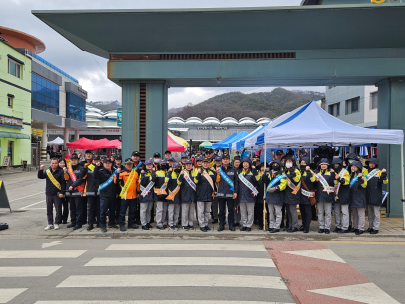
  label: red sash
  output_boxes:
[68,166,84,192]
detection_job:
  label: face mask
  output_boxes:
[272,165,280,171]
[300,165,306,170]
[154,158,160,163]
[286,163,292,169]
[174,169,181,173]
[348,159,354,164]
[334,165,340,170]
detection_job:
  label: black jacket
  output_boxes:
[85,164,100,194]
[167,170,181,204]
[238,168,259,203]
[66,164,87,192]
[38,167,66,196]
[300,169,315,205]
[139,170,156,203]
[178,169,198,204]
[153,170,169,202]
[366,170,388,207]
[262,170,287,206]
[349,173,368,208]
[93,165,119,198]
[216,164,239,199]
[256,174,265,204]
[284,167,302,205]
[314,169,336,204]
[196,168,217,202]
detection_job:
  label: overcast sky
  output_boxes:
[3,0,325,108]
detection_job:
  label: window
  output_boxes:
[328,103,340,117]
[346,97,360,115]
[66,92,86,122]
[7,97,13,108]
[370,92,378,109]
[31,74,60,115]
[8,59,21,78]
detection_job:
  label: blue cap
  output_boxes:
[185,159,193,164]
[145,159,153,165]
[159,159,167,165]
[173,162,181,168]
[215,155,222,161]
[196,156,204,161]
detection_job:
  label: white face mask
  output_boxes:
[154,158,160,163]
[348,159,354,164]
[286,163,292,169]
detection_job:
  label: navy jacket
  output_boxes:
[93,165,119,199]
[196,168,217,202]
[38,167,66,196]
[238,168,259,203]
[216,164,239,199]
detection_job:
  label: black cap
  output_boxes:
[132,151,140,157]
[93,155,100,161]
[203,157,210,162]
[164,150,172,155]
[85,149,93,154]
[116,155,122,160]
[222,153,230,159]
[205,149,213,154]
[167,157,175,162]
[124,158,133,164]
[153,152,161,158]
[196,156,203,161]
[181,155,187,159]
[103,157,113,163]
[276,150,284,155]
[70,153,79,160]
[215,155,222,161]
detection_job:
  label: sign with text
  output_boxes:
[0,115,23,128]
[32,128,44,137]
[2,157,11,167]
[197,126,228,130]
[117,108,122,127]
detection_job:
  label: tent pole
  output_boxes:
[401,144,405,229]
[263,143,267,232]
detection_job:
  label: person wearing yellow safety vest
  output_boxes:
[315,158,335,234]
[166,162,182,230]
[139,160,156,230]
[299,157,316,234]
[283,156,301,233]
[154,159,170,230]
[332,158,351,234]
[178,159,199,230]
[365,157,388,235]
[349,161,368,235]
[116,158,140,231]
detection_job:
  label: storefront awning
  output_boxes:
[0,131,30,139]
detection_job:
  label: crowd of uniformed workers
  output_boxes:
[38,148,388,235]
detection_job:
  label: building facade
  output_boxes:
[0,36,32,167]
[325,86,378,128]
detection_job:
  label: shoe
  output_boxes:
[67,223,75,228]
[318,229,325,233]
[142,225,149,230]
[351,228,359,233]
[283,227,289,231]
[366,228,373,233]
[234,223,240,227]
[217,225,224,231]
[246,227,251,232]
[174,224,179,229]
[333,228,341,233]
[212,219,218,224]
[257,225,263,230]
[136,221,141,226]
[324,229,330,234]
[73,225,82,230]
[183,226,189,230]
[200,227,207,232]
[348,225,353,231]
[188,226,194,230]
[163,225,167,229]
[62,221,67,224]
[120,226,126,232]
[298,226,305,231]
[109,225,119,229]
[169,226,176,230]
[370,230,379,234]
[355,230,364,235]
[270,228,280,233]
[240,227,247,231]
[280,223,285,229]
[156,225,165,230]
[303,228,309,233]
[86,225,94,231]
[54,224,60,230]
[44,225,54,231]
[229,226,235,231]
[288,227,299,233]
[96,224,101,228]
[205,226,211,231]
[146,223,153,229]
[127,224,139,229]
[267,227,273,232]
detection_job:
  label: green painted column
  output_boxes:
[121,81,168,159]
[145,82,168,158]
[376,78,405,218]
[121,82,140,158]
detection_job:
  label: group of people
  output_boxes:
[38,148,388,235]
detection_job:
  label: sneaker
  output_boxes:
[87,225,94,231]
[73,225,82,230]
[45,225,54,231]
[200,227,207,232]
[101,227,107,233]
[67,223,75,228]
[54,224,60,230]
[182,226,189,230]
[370,229,379,234]
[229,226,235,231]
[156,225,165,230]
[205,226,211,231]
[188,226,194,230]
[146,223,153,229]
[246,227,251,232]
[240,227,247,231]
[169,226,176,230]
[120,226,126,232]
[366,228,373,233]
[217,225,225,232]
[127,224,139,229]
[142,225,150,230]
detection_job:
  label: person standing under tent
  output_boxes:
[131,151,143,225]
[79,149,94,225]
[283,156,301,233]
[117,158,140,231]
[314,158,335,234]
[349,161,368,235]
[94,157,120,233]
[262,160,287,233]
[332,158,351,234]
[65,153,87,230]
[85,155,101,231]
[216,152,239,232]
[58,158,69,224]
[233,156,242,227]
[178,159,199,230]
[237,157,260,232]
[298,157,316,234]
[210,155,222,224]
[365,158,388,235]
[154,159,169,230]
[196,157,217,232]
[254,162,267,230]
[166,162,182,230]
[38,158,66,230]
[205,149,216,168]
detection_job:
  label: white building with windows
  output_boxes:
[325,86,378,128]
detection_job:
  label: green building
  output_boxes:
[0,35,32,167]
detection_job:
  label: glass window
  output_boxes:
[8,59,21,78]
[371,92,378,109]
[346,97,360,115]
[328,103,340,117]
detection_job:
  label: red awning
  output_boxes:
[168,133,186,152]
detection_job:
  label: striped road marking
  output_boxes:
[57,274,288,289]
[85,256,275,267]
[0,250,86,258]
[317,241,405,245]
[0,288,27,303]
[35,302,296,304]
[0,266,61,277]
[106,244,266,251]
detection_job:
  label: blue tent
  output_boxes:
[212,133,238,150]
[225,131,249,149]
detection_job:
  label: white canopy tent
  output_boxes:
[47,136,64,145]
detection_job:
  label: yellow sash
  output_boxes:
[46,169,61,190]
[120,169,136,199]
[154,182,168,196]
[202,170,215,191]
[87,164,95,171]
[166,185,180,201]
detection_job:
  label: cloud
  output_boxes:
[1,0,326,107]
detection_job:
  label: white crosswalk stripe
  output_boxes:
[0,266,61,277]
[35,301,296,304]
[0,289,27,303]
[85,256,275,267]
[106,243,267,251]
[0,250,86,258]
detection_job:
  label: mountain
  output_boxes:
[86,100,121,112]
[169,88,324,120]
